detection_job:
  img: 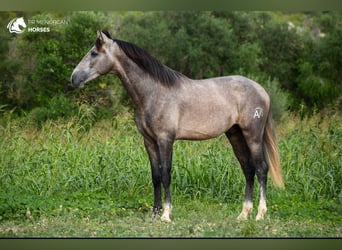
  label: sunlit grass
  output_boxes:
[0,111,341,237]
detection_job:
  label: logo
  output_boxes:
[6,16,69,34]
[253,107,264,119]
[7,17,27,34]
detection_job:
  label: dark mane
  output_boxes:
[98,31,182,86]
[114,39,184,86]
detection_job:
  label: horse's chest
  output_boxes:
[134,112,157,138]
[134,110,175,139]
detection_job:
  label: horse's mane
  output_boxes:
[99,30,184,86]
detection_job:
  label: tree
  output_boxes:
[119,11,237,79]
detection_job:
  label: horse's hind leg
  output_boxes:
[243,130,268,221]
[226,125,255,220]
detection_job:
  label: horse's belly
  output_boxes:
[176,114,235,140]
[175,82,239,140]
[176,128,224,140]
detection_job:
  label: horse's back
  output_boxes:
[211,75,268,98]
[186,75,270,112]
[212,75,270,112]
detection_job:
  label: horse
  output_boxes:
[71,30,284,222]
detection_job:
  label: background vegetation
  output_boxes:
[0,11,341,237]
[1,11,341,119]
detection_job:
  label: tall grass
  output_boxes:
[0,110,341,221]
[278,112,342,201]
[0,114,149,196]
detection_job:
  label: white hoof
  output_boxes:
[255,207,267,221]
[237,212,249,221]
[256,200,267,221]
[237,201,253,221]
[160,214,172,222]
[160,203,172,222]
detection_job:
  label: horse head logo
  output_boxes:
[7,17,27,34]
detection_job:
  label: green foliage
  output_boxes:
[0,11,341,117]
[1,11,341,237]
[259,22,301,83]
[279,113,342,201]
[1,111,341,207]
[235,42,263,75]
[0,194,340,237]
[0,11,110,111]
[296,60,338,108]
[316,25,342,84]
[28,95,77,127]
[120,12,236,78]
[0,112,341,237]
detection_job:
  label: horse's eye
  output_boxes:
[91,51,98,57]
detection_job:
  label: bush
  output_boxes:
[296,61,338,108]
[1,11,341,116]
[120,11,236,79]
[29,95,77,127]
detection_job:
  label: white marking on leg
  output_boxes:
[256,195,267,221]
[237,201,253,221]
[160,203,172,222]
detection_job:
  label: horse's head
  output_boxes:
[71,31,117,88]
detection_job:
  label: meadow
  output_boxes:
[0,110,341,237]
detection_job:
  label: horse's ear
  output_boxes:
[96,30,104,50]
[97,30,111,43]
[97,30,102,40]
[101,30,112,39]
[96,30,111,50]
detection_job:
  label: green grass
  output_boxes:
[0,196,340,237]
[0,111,341,237]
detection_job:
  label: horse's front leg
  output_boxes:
[157,137,174,222]
[144,138,162,216]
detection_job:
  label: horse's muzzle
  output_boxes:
[70,71,85,88]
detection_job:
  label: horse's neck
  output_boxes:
[115,57,159,111]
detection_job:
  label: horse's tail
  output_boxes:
[263,109,284,189]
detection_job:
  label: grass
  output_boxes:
[0,111,341,237]
[0,196,340,237]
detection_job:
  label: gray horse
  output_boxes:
[71,31,284,222]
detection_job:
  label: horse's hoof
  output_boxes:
[237,201,253,221]
[256,204,267,221]
[255,215,264,221]
[152,207,161,216]
[237,213,248,221]
[255,211,266,221]
[160,215,172,223]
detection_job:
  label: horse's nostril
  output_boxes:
[70,72,87,88]
[70,74,79,87]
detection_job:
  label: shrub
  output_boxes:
[29,95,77,127]
[296,60,339,109]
